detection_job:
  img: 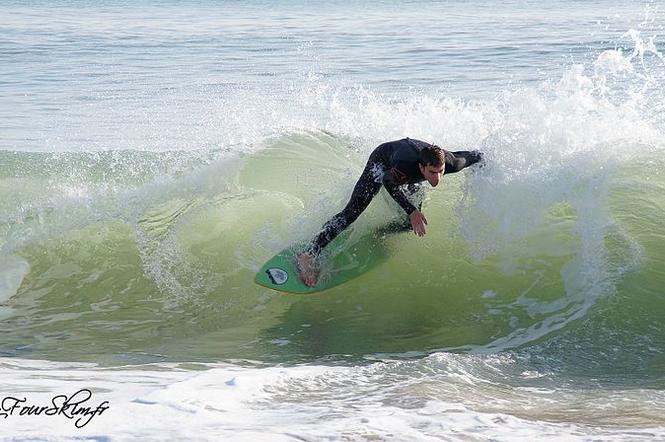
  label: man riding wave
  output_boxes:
[297,137,483,287]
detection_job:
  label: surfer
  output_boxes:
[297,137,483,287]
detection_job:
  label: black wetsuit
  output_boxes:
[307,138,482,256]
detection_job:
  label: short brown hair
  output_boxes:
[419,145,445,167]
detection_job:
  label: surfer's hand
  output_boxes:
[409,210,427,237]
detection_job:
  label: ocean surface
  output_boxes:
[1,0,665,440]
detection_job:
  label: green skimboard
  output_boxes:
[255,228,393,294]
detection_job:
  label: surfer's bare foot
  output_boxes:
[296,252,318,287]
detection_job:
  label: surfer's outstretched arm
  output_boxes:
[382,170,429,236]
[445,150,483,174]
[382,169,417,215]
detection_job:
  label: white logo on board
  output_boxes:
[266,267,288,285]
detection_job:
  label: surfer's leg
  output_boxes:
[298,156,384,287]
[307,161,383,257]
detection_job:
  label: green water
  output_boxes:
[1,133,664,385]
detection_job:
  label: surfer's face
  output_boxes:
[419,163,444,187]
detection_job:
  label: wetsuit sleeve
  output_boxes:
[445,150,483,174]
[382,171,417,215]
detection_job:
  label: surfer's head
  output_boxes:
[418,146,445,187]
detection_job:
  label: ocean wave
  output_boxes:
[1,44,664,364]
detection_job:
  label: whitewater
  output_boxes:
[1,0,665,440]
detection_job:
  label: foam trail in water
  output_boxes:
[1,355,664,440]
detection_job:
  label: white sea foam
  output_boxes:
[1,355,664,441]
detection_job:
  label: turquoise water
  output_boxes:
[1,1,665,439]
